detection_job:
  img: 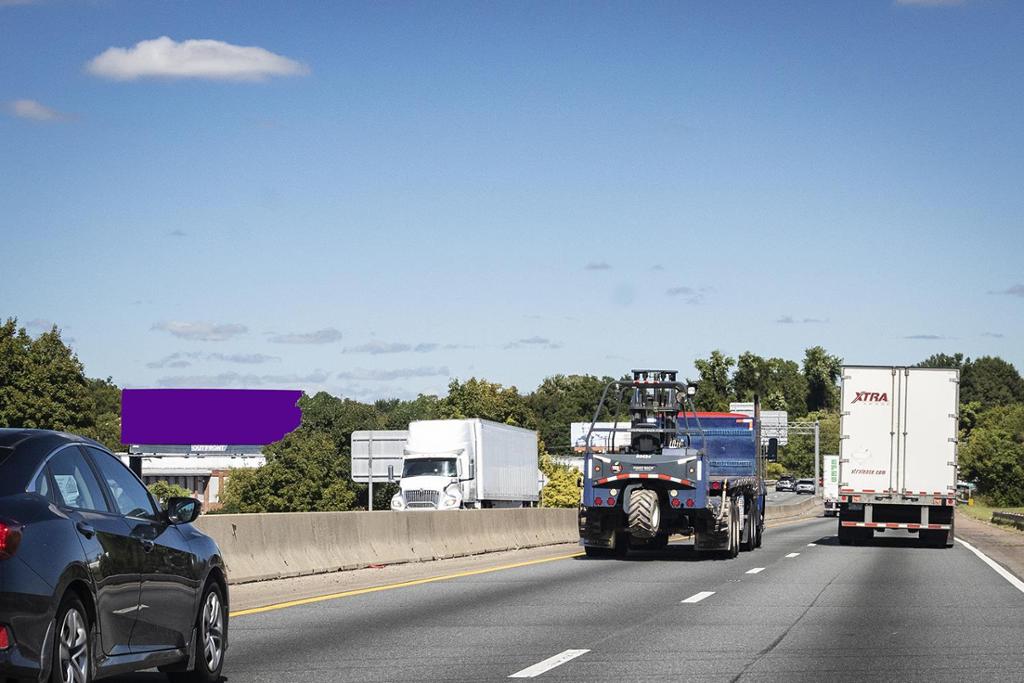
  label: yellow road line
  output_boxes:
[230,551,585,618]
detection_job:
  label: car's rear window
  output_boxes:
[0,447,11,466]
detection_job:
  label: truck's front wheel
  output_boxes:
[627,489,660,538]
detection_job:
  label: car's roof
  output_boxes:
[0,429,107,497]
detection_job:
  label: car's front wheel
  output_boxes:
[169,582,226,683]
[51,594,91,683]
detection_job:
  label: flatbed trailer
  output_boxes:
[578,370,768,558]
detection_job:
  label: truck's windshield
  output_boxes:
[402,458,457,478]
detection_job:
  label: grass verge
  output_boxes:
[959,503,1024,524]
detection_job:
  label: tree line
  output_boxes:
[2,316,1022,508]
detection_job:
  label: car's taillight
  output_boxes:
[0,520,22,560]
[0,625,10,650]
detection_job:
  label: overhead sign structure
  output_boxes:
[728,403,789,445]
[122,389,303,446]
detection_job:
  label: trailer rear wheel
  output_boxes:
[627,489,660,539]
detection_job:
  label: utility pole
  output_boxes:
[814,421,820,496]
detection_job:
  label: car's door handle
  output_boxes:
[140,539,155,553]
[76,521,95,539]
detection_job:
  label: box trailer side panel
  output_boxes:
[476,420,539,502]
[840,366,899,494]
[823,455,840,499]
[900,368,958,496]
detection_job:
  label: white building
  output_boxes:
[119,452,265,509]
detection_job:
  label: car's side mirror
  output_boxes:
[165,497,201,524]
[765,438,779,462]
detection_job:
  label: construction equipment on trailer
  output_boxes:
[578,370,768,558]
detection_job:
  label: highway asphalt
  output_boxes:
[110,515,1022,682]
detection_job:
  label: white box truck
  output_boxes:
[838,366,958,547]
[390,419,539,510]
[823,454,840,516]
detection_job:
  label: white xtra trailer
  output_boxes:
[837,366,958,547]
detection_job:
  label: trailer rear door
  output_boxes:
[899,368,958,496]
[840,367,899,494]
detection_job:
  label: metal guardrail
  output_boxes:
[992,511,1024,531]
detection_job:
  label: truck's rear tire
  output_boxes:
[627,489,660,539]
[726,498,740,558]
[741,498,756,552]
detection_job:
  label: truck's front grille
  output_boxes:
[405,490,440,506]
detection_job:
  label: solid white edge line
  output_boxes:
[509,649,590,678]
[746,567,766,574]
[785,552,800,558]
[955,538,1024,595]
[681,590,715,604]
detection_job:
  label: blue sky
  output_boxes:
[2,0,1022,401]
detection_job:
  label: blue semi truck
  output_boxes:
[578,369,771,558]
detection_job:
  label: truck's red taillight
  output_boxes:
[0,521,22,560]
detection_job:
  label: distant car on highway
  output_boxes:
[775,476,796,492]
[795,479,816,494]
[0,429,228,682]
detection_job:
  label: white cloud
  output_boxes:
[505,336,561,350]
[86,36,309,82]
[156,370,328,388]
[584,262,612,271]
[336,367,451,382]
[8,99,70,122]
[152,321,247,342]
[268,328,343,344]
[895,0,964,5]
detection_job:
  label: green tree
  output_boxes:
[916,353,965,370]
[374,394,440,430]
[803,346,842,413]
[219,428,358,513]
[0,319,94,433]
[692,350,735,411]
[732,353,808,415]
[539,454,580,508]
[148,480,192,505]
[79,377,123,451]
[437,378,534,427]
[527,374,620,454]
[959,404,1024,506]
[960,356,1024,409]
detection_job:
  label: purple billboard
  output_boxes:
[121,389,303,445]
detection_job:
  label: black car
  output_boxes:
[0,429,228,682]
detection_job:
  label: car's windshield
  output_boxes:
[402,458,457,478]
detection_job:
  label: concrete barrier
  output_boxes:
[195,509,577,584]
[198,497,825,585]
[764,494,822,522]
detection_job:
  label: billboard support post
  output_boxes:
[129,455,143,478]
[367,430,374,512]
